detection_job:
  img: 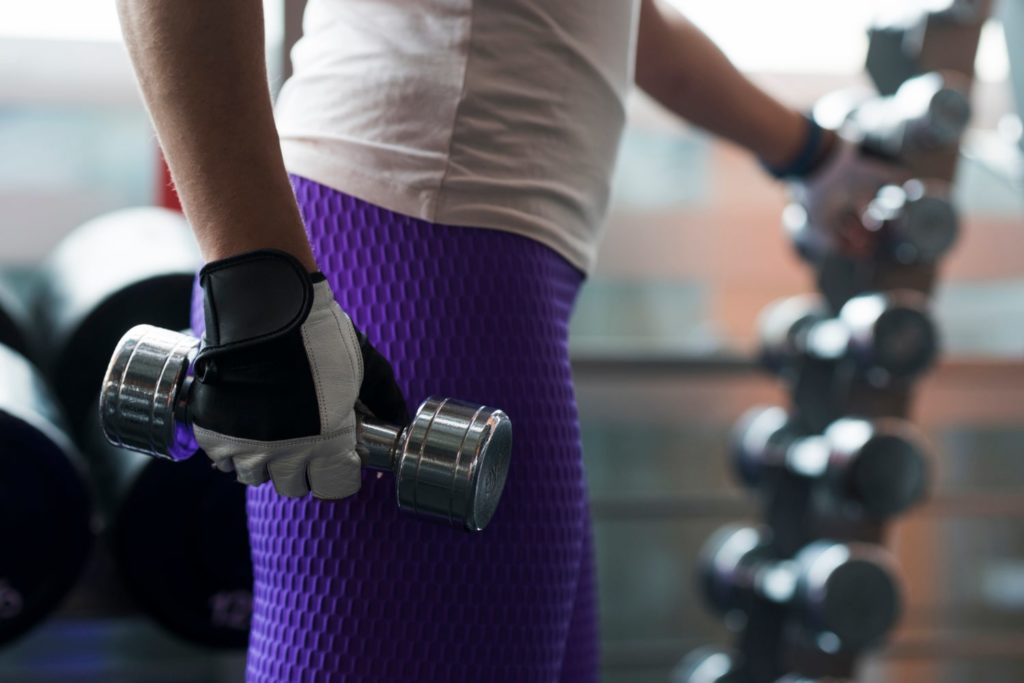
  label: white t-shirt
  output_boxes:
[275,0,640,273]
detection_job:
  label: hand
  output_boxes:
[189,250,407,500]
[786,133,909,261]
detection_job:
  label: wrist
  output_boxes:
[761,115,836,180]
[203,236,318,273]
[196,249,315,370]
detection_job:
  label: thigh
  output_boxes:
[559,519,600,683]
[192,177,592,682]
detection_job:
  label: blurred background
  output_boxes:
[0,0,1021,681]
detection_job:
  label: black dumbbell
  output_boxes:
[853,71,971,161]
[31,209,255,648]
[732,406,929,519]
[80,405,251,649]
[759,292,938,386]
[100,325,512,532]
[0,341,93,646]
[701,526,901,653]
[861,180,959,264]
[33,207,201,434]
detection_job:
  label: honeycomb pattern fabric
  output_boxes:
[190,175,597,681]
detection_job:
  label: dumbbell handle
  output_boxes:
[357,412,412,472]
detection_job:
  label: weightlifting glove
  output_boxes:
[788,133,908,259]
[190,249,408,500]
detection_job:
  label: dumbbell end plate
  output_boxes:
[396,397,512,532]
[466,408,512,532]
[99,324,198,460]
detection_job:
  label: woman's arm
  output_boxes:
[117,0,316,270]
[635,0,833,171]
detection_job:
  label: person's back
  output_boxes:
[276,0,641,272]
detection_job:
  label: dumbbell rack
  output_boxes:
[684,2,993,681]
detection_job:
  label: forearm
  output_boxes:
[636,0,819,169]
[117,0,316,270]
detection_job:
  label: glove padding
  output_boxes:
[788,134,908,260]
[189,250,407,500]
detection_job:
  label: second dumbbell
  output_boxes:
[701,526,901,653]
[759,292,938,386]
[99,325,512,531]
[732,406,929,519]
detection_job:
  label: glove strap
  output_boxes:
[762,115,827,180]
[196,249,315,370]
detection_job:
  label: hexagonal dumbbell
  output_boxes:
[0,344,93,647]
[732,406,929,520]
[700,526,901,653]
[860,180,959,264]
[759,292,938,387]
[852,71,971,162]
[100,325,512,531]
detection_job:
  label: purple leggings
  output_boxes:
[191,176,597,681]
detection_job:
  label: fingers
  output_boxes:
[195,426,363,500]
[356,331,410,424]
[212,458,235,474]
[267,457,312,498]
[308,449,362,500]
[229,452,272,488]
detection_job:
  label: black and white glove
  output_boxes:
[190,250,407,500]
[787,132,908,260]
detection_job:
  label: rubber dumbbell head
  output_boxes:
[700,526,901,652]
[838,291,938,383]
[0,344,93,646]
[732,407,929,519]
[32,207,200,434]
[759,292,938,385]
[100,325,512,531]
[854,71,971,160]
[823,417,930,518]
[758,295,829,374]
[863,180,959,264]
[81,403,252,649]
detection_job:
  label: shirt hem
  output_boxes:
[281,140,596,274]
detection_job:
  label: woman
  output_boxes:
[116,0,889,679]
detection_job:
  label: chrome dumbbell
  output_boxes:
[701,526,901,653]
[99,325,512,531]
[759,292,938,386]
[732,406,929,519]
